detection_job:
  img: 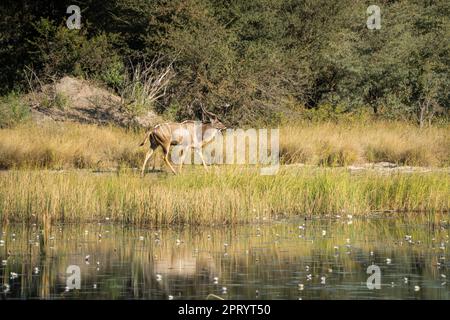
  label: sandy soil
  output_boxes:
[27,76,161,128]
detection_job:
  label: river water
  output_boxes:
[1,214,449,299]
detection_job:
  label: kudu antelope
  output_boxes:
[139,104,226,175]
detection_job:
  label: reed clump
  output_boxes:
[0,167,448,226]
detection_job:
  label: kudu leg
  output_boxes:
[141,149,154,177]
[163,147,177,175]
[178,147,189,173]
[151,152,157,171]
[195,148,209,171]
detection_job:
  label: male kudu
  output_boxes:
[139,104,226,175]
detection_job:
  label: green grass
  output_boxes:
[0,167,448,226]
[0,121,448,226]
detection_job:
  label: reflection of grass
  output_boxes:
[1,215,448,299]
[0,167,448,225]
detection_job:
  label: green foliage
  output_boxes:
[0,0,449,125]
[0,92,30,128]
[289,104,374,124]
[100,59,125,91]
[321,1,450,123]
[28,18,124,87]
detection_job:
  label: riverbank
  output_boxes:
[0,167,448,225]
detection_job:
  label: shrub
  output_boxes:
[41,92,69,110]
[0,92,30,128]
[318,142,358,166]
[365,144,435,166]
[100,59,126,91]
[399,147,435,167]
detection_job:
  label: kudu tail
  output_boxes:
[139,130,152,147]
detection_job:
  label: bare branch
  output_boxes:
[120,56,175,113]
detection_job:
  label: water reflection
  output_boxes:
[0,214,449,299]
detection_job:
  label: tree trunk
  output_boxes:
[419,104,425,128]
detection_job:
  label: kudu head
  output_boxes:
[200,103,227,131]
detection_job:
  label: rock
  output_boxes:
[26,76,162,128]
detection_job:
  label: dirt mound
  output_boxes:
[27,76,161,127]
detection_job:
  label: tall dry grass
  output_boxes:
[0,123,147,169]
[0,121,448,170]
[0,167,448,226]
[280,122,450,166]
